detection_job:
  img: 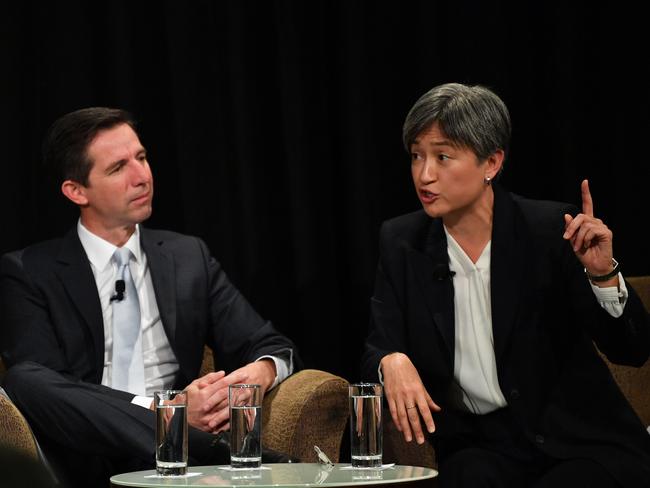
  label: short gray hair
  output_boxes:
[402,83,511,163]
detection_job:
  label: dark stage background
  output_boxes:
[2,1,649,382]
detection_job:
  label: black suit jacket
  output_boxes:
[362,184,650,487]
[0,227,297,397]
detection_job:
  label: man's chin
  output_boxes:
[133,206,153,223]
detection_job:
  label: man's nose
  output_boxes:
[129,160,150,185]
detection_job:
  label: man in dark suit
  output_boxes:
[0,107,298,486]
[362,83,650,487]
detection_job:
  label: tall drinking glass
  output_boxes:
[229,384,262,468]
[155,390,188,476]
[349,383,383,468]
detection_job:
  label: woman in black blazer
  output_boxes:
[362,83,650,487]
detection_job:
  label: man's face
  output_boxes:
[78,123,154,233]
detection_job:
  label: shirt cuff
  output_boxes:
[132,395,153,409]
[256,349,293,391]
[589,272,628,318]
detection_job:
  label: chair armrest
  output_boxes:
[604,359,650,427]
[0,390,38,459]
[262,369,349,462]
[601,276,650,427]
[382,416,437,468]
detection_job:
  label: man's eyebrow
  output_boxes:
[105,159,127,173]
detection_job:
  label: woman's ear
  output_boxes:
[485,149,504,180]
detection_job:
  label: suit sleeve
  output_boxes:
[361,223,408,382]
[0,251,69,372]
[197,239,300,373]
[558,207,650,367]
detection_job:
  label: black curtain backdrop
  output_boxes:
[2,1,648,382]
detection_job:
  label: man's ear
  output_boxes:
[61,180,89,206]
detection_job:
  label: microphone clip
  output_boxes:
[110,279,126,302]
[433,263,455,281]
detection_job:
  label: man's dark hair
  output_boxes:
[43,107,137,186]
[402,83,511,164]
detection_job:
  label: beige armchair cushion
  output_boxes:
[262,369,349,462]
[383,417,436,468]
[0,388,38,459]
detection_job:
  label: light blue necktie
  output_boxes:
[111,247,145,394]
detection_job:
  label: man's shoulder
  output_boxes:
[2,234,69,269]
[140,227,210,258]
[141,227,191,242]
[140,227,203,246]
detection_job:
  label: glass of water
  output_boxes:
[229,384,262,469]
[155,390,188,476]
[349,383,383,468]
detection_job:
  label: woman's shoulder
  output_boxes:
[509,191,578,235]
[380,209,433,239]
[376,210,441,258]
[511,192,575,212]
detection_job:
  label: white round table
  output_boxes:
[110,463,438,487]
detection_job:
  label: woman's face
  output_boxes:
[410,123,500,220]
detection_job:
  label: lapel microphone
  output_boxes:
[109,279,126,302]
[432,263,456,281]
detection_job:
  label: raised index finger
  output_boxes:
[581,179,594,217]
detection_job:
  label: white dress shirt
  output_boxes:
[78,223,179,399]
[446,233,507,413]
[77,221,291,407]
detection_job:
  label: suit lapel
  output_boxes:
[408,218,456,362]
[141,229,178,343]
[490,184,526,361]
[406,186,527,367]
[56,229,105,378]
